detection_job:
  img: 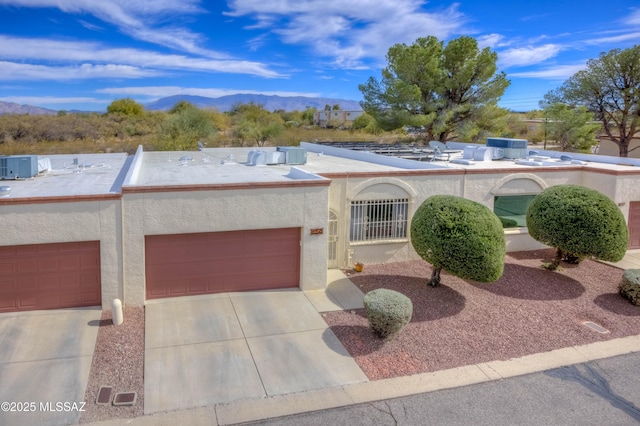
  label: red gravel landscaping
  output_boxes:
[323,249,640,381]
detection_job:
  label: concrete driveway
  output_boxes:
[144,272,368,414]
[0,307,100,426]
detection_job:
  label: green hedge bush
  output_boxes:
[526,185,628,270]
[363,289,413,338]
[410,195,506,286]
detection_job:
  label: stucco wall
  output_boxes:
[0,199,123,310]
[326,168,595,269]
[122,185,329,306]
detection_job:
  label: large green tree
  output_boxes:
[541,45,640,157]
[542,103,601,152]
[359,36,510,141]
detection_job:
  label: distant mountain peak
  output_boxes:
[0,101,57,116]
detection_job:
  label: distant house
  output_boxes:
[313,110,364,128]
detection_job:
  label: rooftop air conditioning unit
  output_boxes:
[0,155,39,179]
[276,147,307,165]
[266,150,286,165]
[486,137,528,159]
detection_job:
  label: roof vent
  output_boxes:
[0,185,11,196]
[247,150,267,166]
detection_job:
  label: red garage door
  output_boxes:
[0,241,101,313]
[145,228,301,300]
[629,202,640,248]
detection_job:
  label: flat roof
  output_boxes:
[3,141,640,201]
[0,153,130,200]
[126,147,414,188]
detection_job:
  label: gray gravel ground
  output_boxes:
[79,307,145,423]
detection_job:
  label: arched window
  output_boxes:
[490,174,547,229]
[348,180,415,242]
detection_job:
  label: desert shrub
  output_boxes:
[411,195,506,287]
[363,289,413,338]
[619,269,640,306]
[158,106,217,151]
[106,98,145,116]
[526,185,628,270]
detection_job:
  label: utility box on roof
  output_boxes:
[486,138,528,159]
[277,147,307,165]
[0,155,39,179]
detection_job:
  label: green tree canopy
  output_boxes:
[359,35,510,141]
[230,102,284,147]
[541,45,640,157]
[542,103,601,152]
[526,185,628,270]
[106,98,145,116]
[410,195,506,287]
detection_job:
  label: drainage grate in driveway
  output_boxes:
[113,392,137,406]
[96,386,112,405]
[582,321,610,334]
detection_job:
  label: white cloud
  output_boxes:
[0,0,221,57]
[582,31,640,45]
[225,0,468,67]
[477,33,507,50]
[0,61,160,80]
[95,86,320,99]
[623,8,640,26]
[0,36,285,79]
[498,44,562,68]
[509,63,586,79]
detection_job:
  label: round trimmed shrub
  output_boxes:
[619,269,640,306]
[410,195,506,286]
[526,185,628,269]
[363,289,413,338]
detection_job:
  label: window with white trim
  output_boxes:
[350,199,409,241]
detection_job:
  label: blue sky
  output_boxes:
[0,0,639,112]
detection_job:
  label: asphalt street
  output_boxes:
[243,352,640,426]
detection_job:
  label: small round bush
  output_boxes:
[526,185,628,269]
[363,289,413,339]
[410,195,506,286]
[619,269,640,306]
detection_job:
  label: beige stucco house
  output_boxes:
[2,141,640,313]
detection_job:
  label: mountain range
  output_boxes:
[0,94,363,116]
[0,101,58,116]
[144,94,362,112]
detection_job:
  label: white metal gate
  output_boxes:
[328,210,339,268]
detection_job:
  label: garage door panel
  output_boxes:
[146,228,300,299]
[0,241,101,313]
